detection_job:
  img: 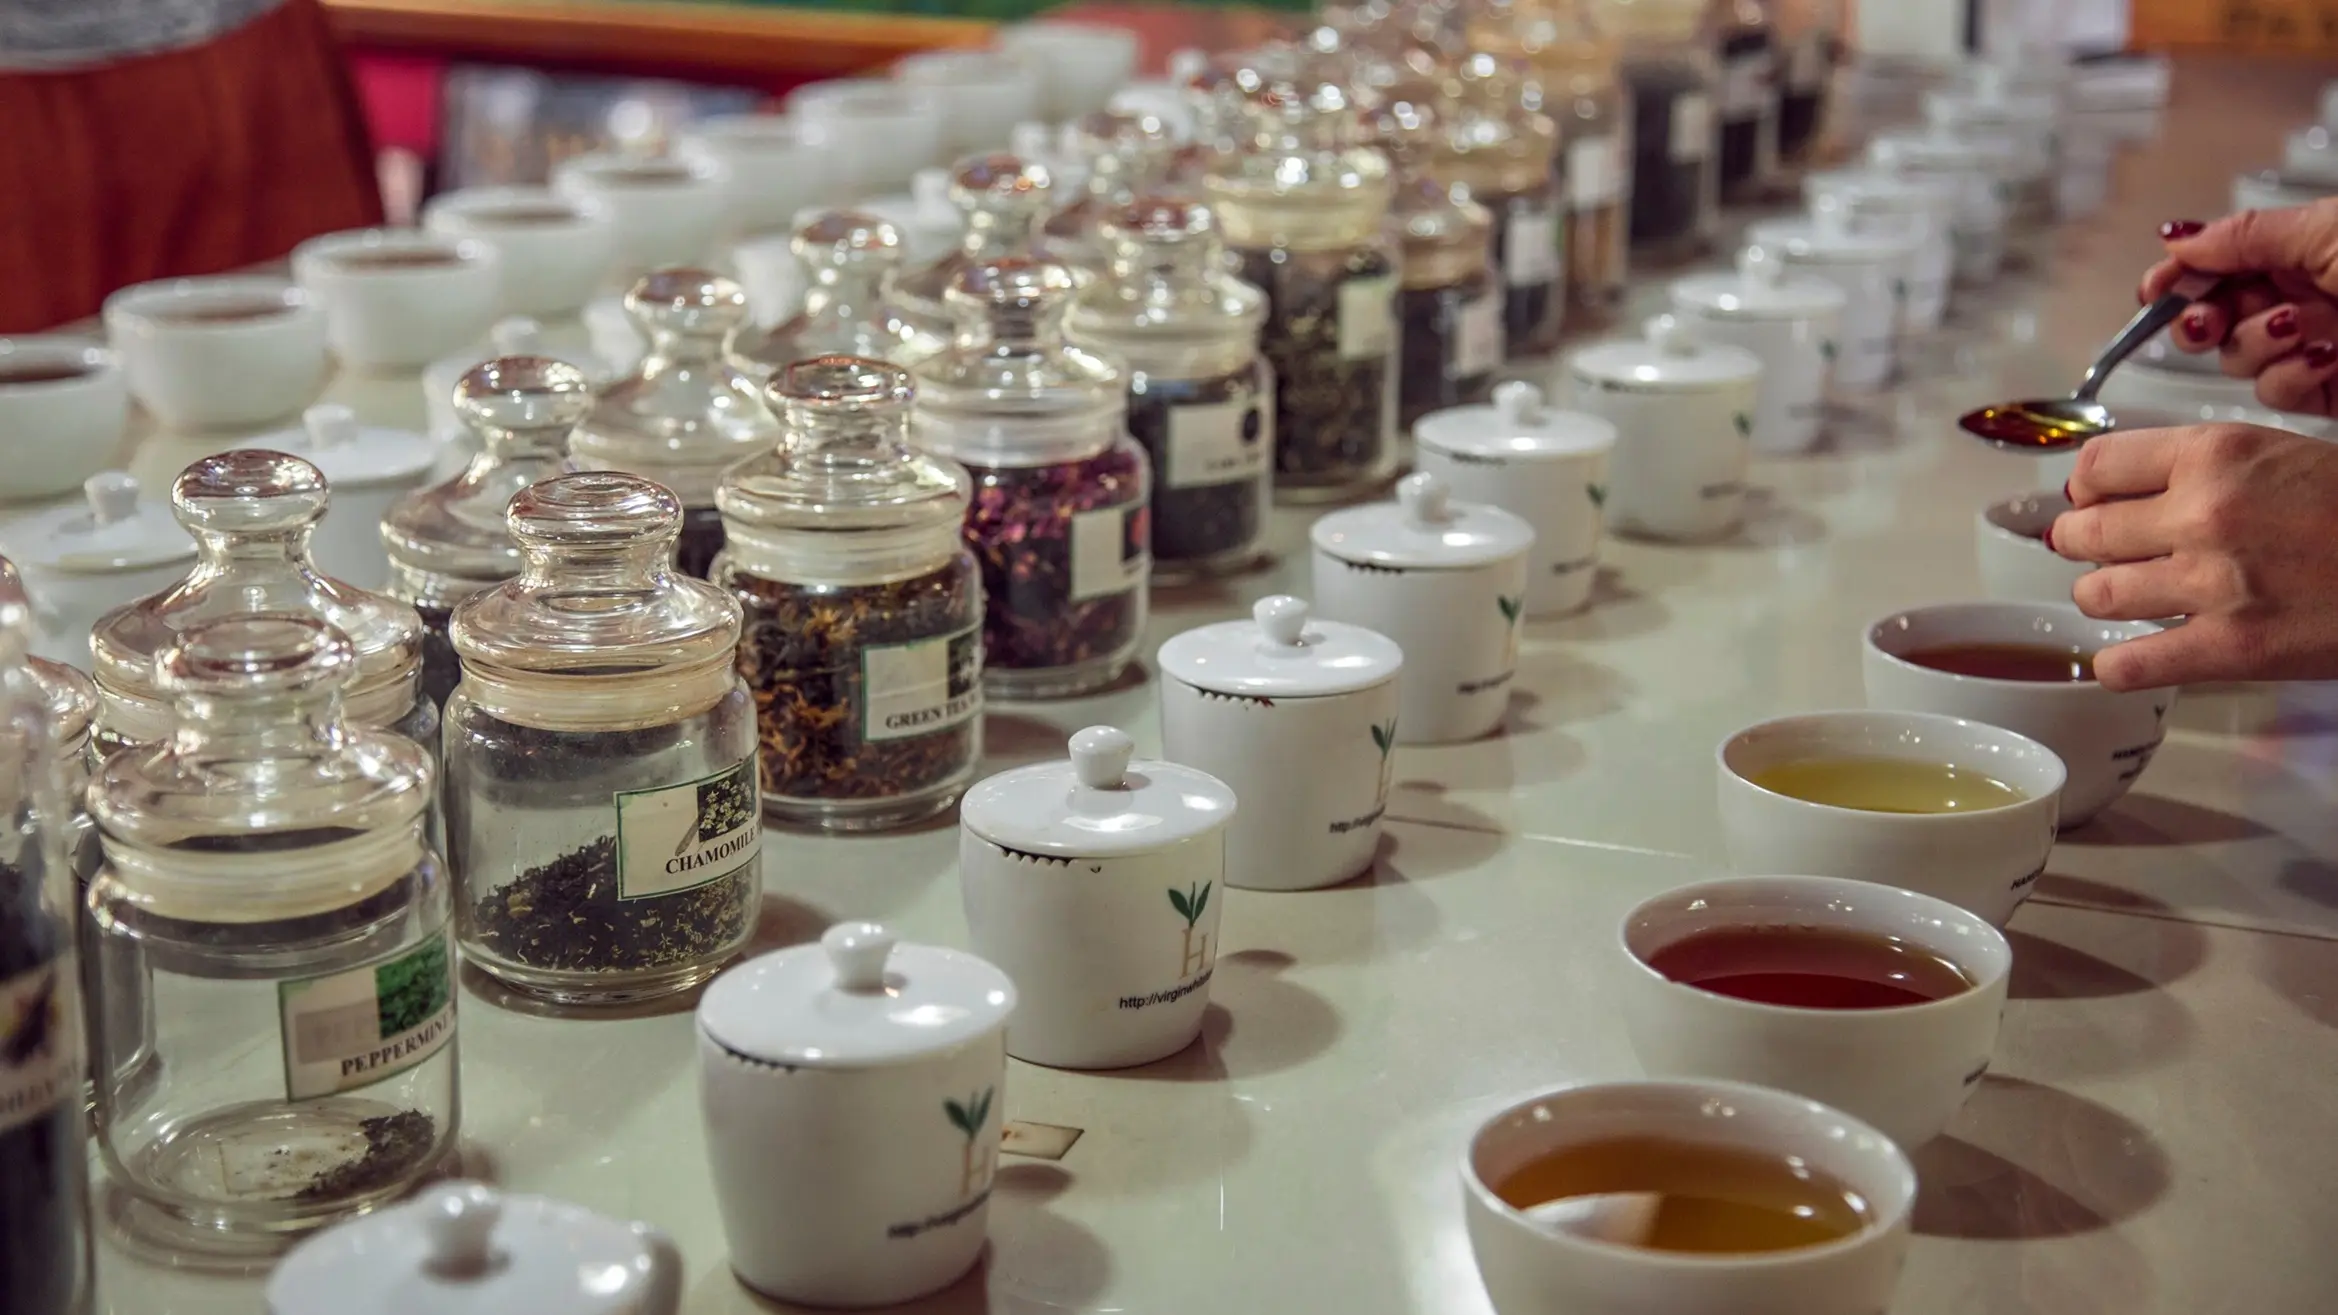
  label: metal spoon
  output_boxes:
[1958,270,2225,451]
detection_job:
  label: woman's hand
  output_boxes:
[2141,203,2338,416]
[2050,422,2338,689]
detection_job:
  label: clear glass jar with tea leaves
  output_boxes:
[1603,0,1720,264]
[384,356,597,708]
[1380,96,1504,432]
[445,473,761,1006]
[912,259,1151,700]
[715,356,983,833]
[0,566,91,1315]
[87,615,455,1254]
[1774,0,1842,168]
[1065,198,1272,582]
[1205,79,1399,503]
[568,270,780,582]
[1432,54,1566,358]
[889,154,1056,344]
[726,211,945,379]
[1041,109,1177,271]
[1710,0,1781,200]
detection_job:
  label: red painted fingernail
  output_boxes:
[2269,307,2301,339]
[2182,308,2214,340]
[2308,340,2338,370]
[2061,480,2072,503]
[2159,219,2205,240]
[2043,520,2057,552]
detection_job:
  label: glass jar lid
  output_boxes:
[960,725,1238,857]
[89,614,434,922]
[1065,198,1266,379]
[1311,471,1536,570]
[728,211,944,376]
[911,259,1124,467]
[384,355,597,606]
[1570,312,1762,390]
[1442,52,1558,195]
[1204,80,1395,252]
[1156,595,1404,697]
[90,450,426,743]
[1670,246,1849,320]
[450,472,743,729]
[568,270,779,508]
[0,558,95,752]
[717,356,971,585]
[1414,381,1620,461]
[1066,108,1177,199]
[698,920,1015,1068]
[891,154,1057,332]
[1592,0,1705,40]
[5,472,195,575]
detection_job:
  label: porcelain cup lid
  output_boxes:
[253,404,439,488]
[1311,471,1537,570]
[698,921,1015,1068]
[266,1181,681,1315]
[1156,595,1403,698]
[1567,314,1763,392]
[960,725,1238,857]
[1669,247,1849,322]
[1414,381,1618,461]
[1745,204,1918,266]
[4,472,195,574]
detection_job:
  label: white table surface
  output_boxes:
[58,51,2338,1315]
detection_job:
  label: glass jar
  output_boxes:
[1710,0,1779,200]
[0,567,91,1315]
[715,357,982,832]
[1066,198,1272,581]
[1205,80,1399,503]
[1775,0,1843,167]
[912,260,1150,700]
[1603,0,1718,263]
[87,615,452,1253]
[568,270,780,582]
[889,154,1056,344]
[1381,100,1503,432]
[1434,53,1565,357]
[88,450,438,761]
[726,211,945,379]
[383,356,597,709]
[1041,110,1177,271]
[445,473,760,1005]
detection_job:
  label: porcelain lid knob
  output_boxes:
[1737,244,1785,287]
[491,317,546,356]
[1069,724,1135,790]
[421,1182,503,1275]
[1254,594,1309,648]
[1492,380,1542,427]
[912,167,955,222]
[823,920,897,992]
[1811,191,1855,237]
[85,471,139,525]
[1396,471,1452,529]
[303,403,359,452]
[1011,121,1053,159]
[1646,313,1697,358]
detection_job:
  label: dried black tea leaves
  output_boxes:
[1398,273,1503,431]
[1123,368,1267,571]
[1236,246,1395,488]
[673,504,728,581]
[0,859,84,1315]
[291,1110,439,1204]
[1626,61,1713,252]
[467,833,755,974]
[963,444,1148,679]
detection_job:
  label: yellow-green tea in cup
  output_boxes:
[1493,1135,1873,1254]
[1748,757,2026,815]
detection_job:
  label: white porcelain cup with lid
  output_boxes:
[1617,874,2014,1150]
[1463,1079,1917,1315]
[1744,209,1911,391]
[0,472,196,666]
[1976,490,2090,606]
[894,49,1042,157]
[1311,473,1533,745]
[1802,172,1956,332]
[552,150,731,279]
[1863,601,2173,828]
[677,114,840,236]
[697,921,1014,1308]
[1157,597,1403,892]
[292,227,504,374]
[1567,314,1761,542]
[960,726,1235,1066]
[995,22,1141,124]
[246,404,439,589]
[266,1180,682,1315]
[103,275,328,432]
[422,186,618,320]
[786,79,947,198]
[1668,249,1845,456]
[0,336,129,502]
[1413,382,1617,616]
[1866,131,2009,286]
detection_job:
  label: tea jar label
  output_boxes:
[1069,504,1148,603]
[1788,39,1829,91]
[1569,136,1624,209]
[0,961,78,1133]
[613,760,760,901]
[1669,94,1713,163]
[1164,392,1269,491]
[1452,292,1507,382]
[1504,206,1563,287]
[1722,52,1772,120]
[863,625,983,743]
[278,932,455,1102]
[1337,272,1399,361]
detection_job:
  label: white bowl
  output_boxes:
[1462,1079,1915,1315]
[1618,874,2013,1149]
[1863,601,2172,828]
[678,114,839,236]
[786,80,946,199]
[994,22,1140,124]
[422,186,618,318]
[1717,708,2065,925]
[0,337,129,502]
[552,151,731,279]
[1975,491,2089,605]
[102,276,328,432]
[293,228,503,374]
[894,50,1042,158]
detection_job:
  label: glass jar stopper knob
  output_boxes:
[421,1182,504,1277]
[1069,724,1135,791]
[1254,594,1311,649]
[623,268,751,337]
[794,210,902,266]
[823,920,898,992]
[452,356,596,438]
[161,613,354,699]
[1396,471,1454,529]
[773,355,912,412]
[173,449,329,535]
[508,471,680,547]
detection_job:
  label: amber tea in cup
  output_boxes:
[1492,1135,1873,1255]
[471,204,585,226]
[1904,641,2095,682]
[1748,757,2027,814]
[0,362,94,385]
[148,299,294,325]
[1647,925,1975,1010]
[331,247,467,271]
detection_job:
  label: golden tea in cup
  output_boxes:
[1903,640,2095,681]
[1491,1135,1874,1255]
[1747,756,2027,814]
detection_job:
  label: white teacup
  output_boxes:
[786,80,946,198]
[678,115,838,236]
[894,50,1041,158]
[1618,874,2013,1150]
[1975,491,2090,604]
[552,151,730,278]
[103,276,328,432]
[1462,1079,1916,1315]
[0,337,130,502]
[1718,709,2065,925]
[293,228,502,374]
[1863,601,2173,828]
[994,23,1140,124]
[421,186,617,319]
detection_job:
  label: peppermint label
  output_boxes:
[863,625,982,742]
[1070,503,1149,601]
[1165,394,1269,490]
[1669,94,1713,162]
[615,760,759,900]
[279,932,454,1102]
[1568,136,1623,208]
[1452,291,1506,381]
[1337,272,1399,360]
[1504,208,1562,286]
[0,962,76,1134]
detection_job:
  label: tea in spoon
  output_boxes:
[1959,270,2225,452]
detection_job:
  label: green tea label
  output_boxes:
[862,625,982,743]
[279,932,454,1102]
[1337,272,1398,360]
[615,759,760,900]
[1165,393,1268,490]
[0,960,77,1134]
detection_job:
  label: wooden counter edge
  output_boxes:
[322,0,992,80]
